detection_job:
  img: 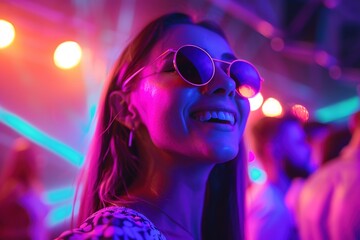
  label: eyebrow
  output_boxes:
[201,47,236,61]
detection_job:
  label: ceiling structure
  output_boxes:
[0,0,359,236]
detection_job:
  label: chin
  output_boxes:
[206,145,239,163]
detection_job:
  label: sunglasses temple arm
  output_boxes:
[212,58,232,65]
[121,49,175,91]
[122,67,145,90]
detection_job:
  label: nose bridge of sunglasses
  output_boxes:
[209,62,238,94]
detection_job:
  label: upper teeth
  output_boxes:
[193,111,235,125]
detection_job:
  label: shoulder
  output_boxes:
[305,157,359,189]
[56,206,166,240]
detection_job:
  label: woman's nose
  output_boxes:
[203,65,236,97]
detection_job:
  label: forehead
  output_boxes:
[154,24,233,58]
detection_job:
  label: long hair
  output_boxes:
[76,12,245,239]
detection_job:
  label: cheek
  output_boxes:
[236,98,250,134]
[135,86,189,146]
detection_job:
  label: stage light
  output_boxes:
[249,92,264,111]
[291,104,309,122]
[43,186,75,205]
[54,41,82,69]
[43,186,78,227]
[0,106,84,167]
[46,203,74,227]
[262,97,283,117]
[315,96,359,123]
[0,19,15,48]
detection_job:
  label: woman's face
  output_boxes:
[129,24,250,163]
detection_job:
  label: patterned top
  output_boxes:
[56,206,166,240]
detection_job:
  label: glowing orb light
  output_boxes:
[0,19,15,48]
[54,41,82,69]
[291,104,309,122]
[249,92,264,111]
[262,97,283,117]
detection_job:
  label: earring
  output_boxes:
[128,129,134,147]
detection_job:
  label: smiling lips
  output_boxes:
[191,110,236,125]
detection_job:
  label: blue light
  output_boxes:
[0,106,84,167]
[315,96,359,123]
[248,166,267,184]
[43,186,75,205]
[46,203,74,227]
[43,185,80,227]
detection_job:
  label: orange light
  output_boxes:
[0,19,15,48]
[262,97,283,117]
[291,104,309,122]
[53,41,82,69]
[238,85,256,98]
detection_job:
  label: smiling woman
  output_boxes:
[56,12,262,240]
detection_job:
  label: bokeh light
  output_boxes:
[249,92,264,111]
[270,37,284,52]
[0,19,15,48]
[291,104,309,122]
[248,165,267,184]
[238,85,257,98]
[256,20,274,38]
[53,41,82,69]
[262,97,283,117]
[329,65,342,79]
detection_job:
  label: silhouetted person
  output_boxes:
[247,114,312,240]
[304,121,332,172]
[0,138,49,240]
[298,110,360,240]
[321,127,351,165]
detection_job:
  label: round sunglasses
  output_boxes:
[122,45,262,98]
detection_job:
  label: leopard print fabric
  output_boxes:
[56,206,166,240]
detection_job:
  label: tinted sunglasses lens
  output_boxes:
[229,60,261,98]
[175,46,214,86]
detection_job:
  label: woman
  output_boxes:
[57,12,262,240]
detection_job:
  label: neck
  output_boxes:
[131,161,214,240]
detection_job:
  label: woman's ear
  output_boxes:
[109,91,139,129]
